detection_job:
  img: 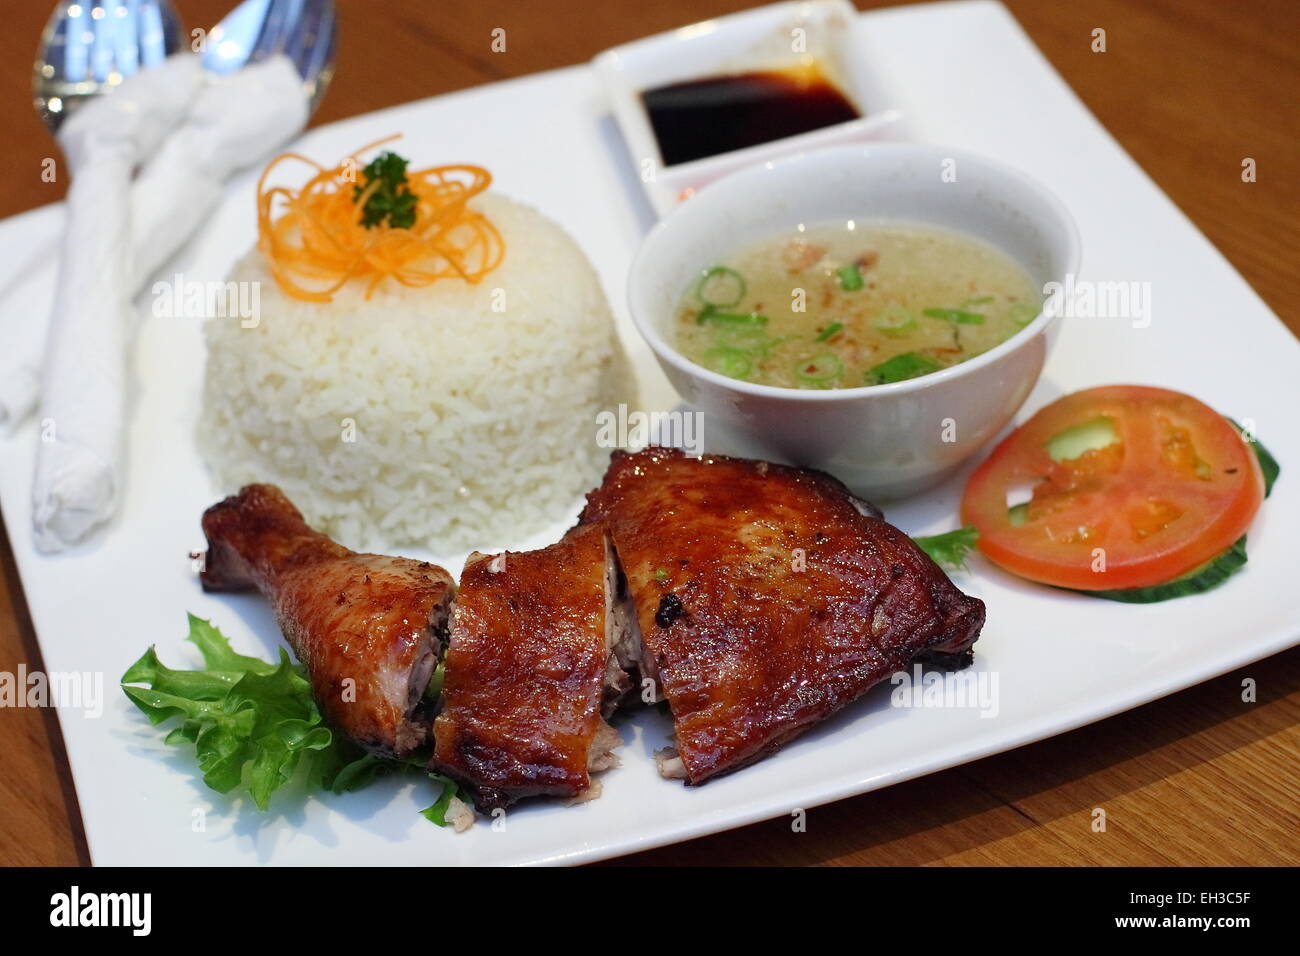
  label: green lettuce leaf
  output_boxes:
[912,525,980,570]
[420,774,463,826]
[122,614,411,811]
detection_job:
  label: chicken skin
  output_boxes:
[200,484,454,758]
[432,525,626,811]
[578,447,985,785]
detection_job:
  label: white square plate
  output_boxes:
[1,1,1296,866]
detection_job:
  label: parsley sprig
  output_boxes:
[353,151,418,229]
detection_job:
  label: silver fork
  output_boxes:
[128,0,337,282]
[203,0,336,110]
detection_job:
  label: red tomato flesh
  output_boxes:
[961,385,1265,590]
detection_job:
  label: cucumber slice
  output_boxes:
[1045,416,1118,462]
[1228,418,1279,497]
[1079,536,1248,604]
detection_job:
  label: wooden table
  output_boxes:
[1,0,1296,867]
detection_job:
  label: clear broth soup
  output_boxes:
[674,221,1041,389]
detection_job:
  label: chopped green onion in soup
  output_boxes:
[694,266,747,308]
[673,222,1039,389]
[795,353,844,385]
[866,351,943,385]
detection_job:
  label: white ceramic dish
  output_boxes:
[628,142,1081,499]
[593,0,902,217]
[0,1,1297,866]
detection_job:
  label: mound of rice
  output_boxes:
[198,194,635,552]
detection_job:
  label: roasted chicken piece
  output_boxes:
[432,524,628,811]
[578,447,986,784]
[200,484,454,758]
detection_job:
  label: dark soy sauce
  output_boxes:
[642,65,860,167]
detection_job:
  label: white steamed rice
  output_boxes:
[198,193,634,552]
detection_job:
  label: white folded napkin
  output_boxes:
[29,54,308,552]
[130,55,309,283]
[0,262,50,435]
[32,54,202,552]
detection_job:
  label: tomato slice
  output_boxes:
[961,385,1265,590]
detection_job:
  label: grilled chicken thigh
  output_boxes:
[200,484,454,758]
[579,447,986,785]
[432,525,628,811]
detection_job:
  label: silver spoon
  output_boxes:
[32,0,186,132]
[128,0,338,283]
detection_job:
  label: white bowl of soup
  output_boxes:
[627,142,1081,499]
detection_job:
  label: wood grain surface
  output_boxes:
[0,0,1295,867]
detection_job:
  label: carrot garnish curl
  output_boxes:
[256,135,505,302]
